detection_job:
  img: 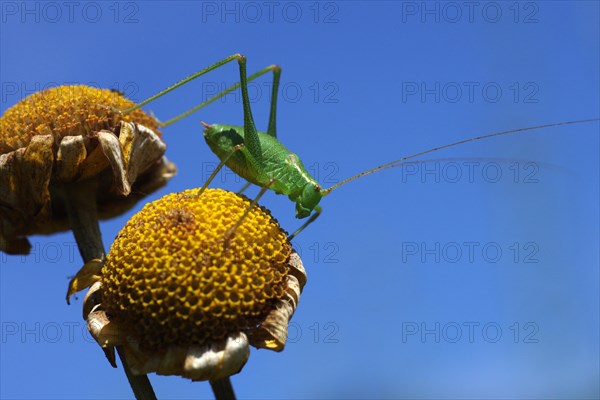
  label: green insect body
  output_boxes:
[118,53,599,240]
[203,123,321,219]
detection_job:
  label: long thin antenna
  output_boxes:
[322,118,599,195]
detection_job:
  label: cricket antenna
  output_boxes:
[322,118,599,195]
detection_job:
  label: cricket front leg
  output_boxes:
[197,142,244,197]
[224,178,276,244]
[288,206,322,241]
[237,181,252,194]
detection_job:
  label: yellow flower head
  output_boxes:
[0,85,175,254]
[68,188,306,381]
[0,86,158,153]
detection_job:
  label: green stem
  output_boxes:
[63,180,158,400]
[210,378,236,400]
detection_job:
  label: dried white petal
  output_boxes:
[183,333,250,381]
[87,307,125,348]
[121,333,250,381]
[82,281,103,320]
[86,305,119,368]
[156,346,190,376]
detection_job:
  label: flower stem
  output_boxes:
[63,181,105,262]
[210,378,236,400]
[63,180,158,400]
[117,346,158,400]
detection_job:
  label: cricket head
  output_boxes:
[295,183,322,219]
[202,121,242,142]
[201,122,244,155]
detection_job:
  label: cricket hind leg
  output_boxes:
[226,55,281,141]
[266,65,281,137]
[112,52,280,128]
[118,54,242,116]
[159,62,281,128]
[234,55,263,161]
[223,178,276,245]
[288,206,322,241]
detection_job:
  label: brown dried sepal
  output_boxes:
[70,250,307,381]
[246,251,307,350]
[0,121,175,254]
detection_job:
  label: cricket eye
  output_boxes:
[314,184,321,192]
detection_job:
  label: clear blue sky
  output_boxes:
[1,1,599,399]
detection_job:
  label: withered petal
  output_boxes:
[0,231,31,255]
[82,281,103,320]
[97,130,130,195]
[122,340,189,377]
[247,292,296,351]
[183,333,250,381]
[119,122,167,186]
[86,306,119,368]
[66,259,104,304]
[23,135,54,208]
[78,137,110,181]
[56,136,87,182]
[121,336,158,373]
[0,136,53,224]
[248,251,306,351]
[1,86,176,255]
[157,346,190,376]
[88,307,127,348]
[288,251,307,291]
[129,156,176,196]
[121,333,250,381]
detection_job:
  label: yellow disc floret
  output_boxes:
[100,188,291,350]
[0,85,159,153]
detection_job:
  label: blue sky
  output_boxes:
[1,1,599,399]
